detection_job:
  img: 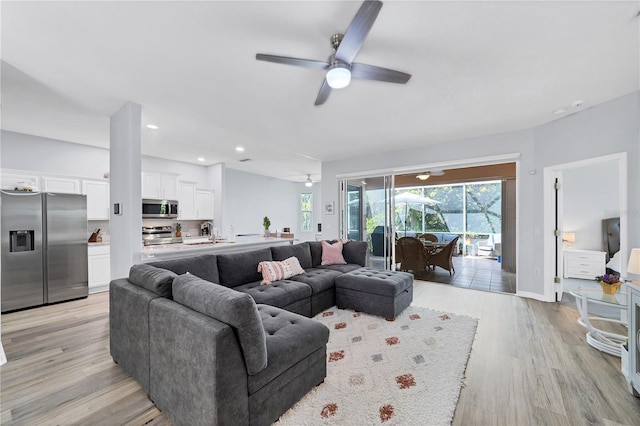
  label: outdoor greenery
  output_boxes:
[301,193,312,232]
[359,181,502,238]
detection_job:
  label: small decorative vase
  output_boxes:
[264,229,270,238]
[176,231,182,237]
[599,281,622,295]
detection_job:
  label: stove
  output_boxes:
[142,226,182,246]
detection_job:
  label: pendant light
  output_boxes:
[305,174,313,187]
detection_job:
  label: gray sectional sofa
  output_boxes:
[110,240,413,425]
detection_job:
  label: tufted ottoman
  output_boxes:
[334,267,414,320]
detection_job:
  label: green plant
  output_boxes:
[175,222,182,231]
[263,216,271,230]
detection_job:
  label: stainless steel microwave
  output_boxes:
[142,199,179,218]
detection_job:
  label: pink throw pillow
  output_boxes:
[257,257,306,285]
[321,240,347,266]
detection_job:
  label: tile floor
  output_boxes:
[370,254,516,294]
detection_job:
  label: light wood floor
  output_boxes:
[2,282,640,425]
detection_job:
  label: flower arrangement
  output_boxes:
[595,273,620,284]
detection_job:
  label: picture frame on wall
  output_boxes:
[324,202,334,215]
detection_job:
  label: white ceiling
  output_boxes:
[2,1,638,183]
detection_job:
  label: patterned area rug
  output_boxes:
[278,305,478,425]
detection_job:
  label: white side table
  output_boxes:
[570,288,628,357]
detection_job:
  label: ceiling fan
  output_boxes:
[256,0,411,106]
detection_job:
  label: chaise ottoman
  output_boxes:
[334,267,414,320]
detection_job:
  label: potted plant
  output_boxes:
[175,222,182,238]
[595,273,622,295]
[263,216,271,237]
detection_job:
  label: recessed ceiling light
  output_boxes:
[235,146,245,152]
[197,157,205,162]
[146,124,159,130]
[553,108,568,115]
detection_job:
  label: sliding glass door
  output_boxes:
[340,175,395,270]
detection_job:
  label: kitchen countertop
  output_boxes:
[141,236,295,262]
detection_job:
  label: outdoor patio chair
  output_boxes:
[428,236,459,275]
[396,237,430,277]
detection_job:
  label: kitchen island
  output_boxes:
[141,236,295,262]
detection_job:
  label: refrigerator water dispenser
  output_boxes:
[9,230,35,252]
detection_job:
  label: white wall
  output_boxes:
[223,168,320,239]
[321,91,640,299]
[563,160,619,251]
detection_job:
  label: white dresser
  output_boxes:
[563,249,606,280]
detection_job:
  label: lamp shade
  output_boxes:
[627,248,640,276]
[562,232,576,243]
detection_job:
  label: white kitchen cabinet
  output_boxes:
[178,181,197,219]
[1,172,40,191]
[142,171,178,200]
[42,176,81,194]
[82,180,109,220]
[88,244,110,293]
[563,249,606,280]
[196,190,214,219]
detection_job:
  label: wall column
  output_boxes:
[110,102,142,279]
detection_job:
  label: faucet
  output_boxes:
[201,221,214,240]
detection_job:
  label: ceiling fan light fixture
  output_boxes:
[305,174,313,187]
[326,63,351,89]
[416,172,431,181]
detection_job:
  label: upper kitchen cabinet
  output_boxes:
[82,180,109,220]
[178,181,197,219]
[196,190,214,220]
[178,183,214,220]
[142,171,178,200]
[1,172,39,191]
[41,176,81,194]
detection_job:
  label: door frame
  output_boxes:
[542,152,628,302]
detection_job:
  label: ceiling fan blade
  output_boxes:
[256,54,329,70]
[351,63,411,84]
[314,80,332,106]
[335,0,383,64]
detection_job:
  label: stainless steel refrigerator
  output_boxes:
[1,191,88,312]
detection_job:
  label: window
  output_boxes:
[301,193,312,231]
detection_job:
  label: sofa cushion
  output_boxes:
[289,268,342,294]
[342,241,368,267]
[172,274,268,375]
[217,248,273,288]
[248,304,329,394]
[321,240,347,265]
[129,264,177,298]
[308,241,323,267]
[317,263,363,274]
[258,257,305,285]
[148,254,219,284]
[270,243,312,269]
[234,280,312,309]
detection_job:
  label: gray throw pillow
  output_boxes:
[129,264,177,298]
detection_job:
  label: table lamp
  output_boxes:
[562,232,576,248]
[627,248,640,285]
